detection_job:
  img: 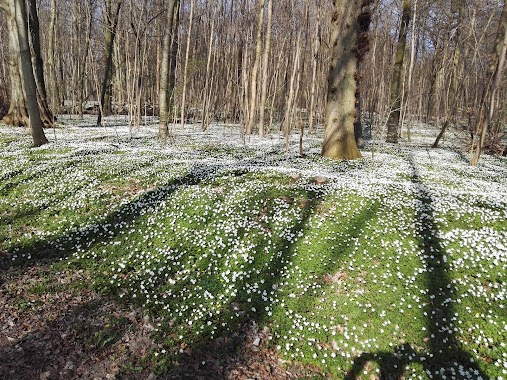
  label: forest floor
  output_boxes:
[0,116,506,380]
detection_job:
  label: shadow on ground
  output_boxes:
[0,287,155,380]
[0,158,327,379]
[345,154,488,380]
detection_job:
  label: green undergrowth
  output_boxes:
[1,130,506,379]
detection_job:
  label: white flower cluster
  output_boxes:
[1,118,506,378]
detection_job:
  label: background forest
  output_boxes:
[1,1,507,380]
[0,0,506,156]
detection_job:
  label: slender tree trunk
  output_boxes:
[180,0,194,128]
[471,0,507,165]
[258,0,272,137]
[403,0,417,142]
[169,1,180,116]
[241,36,251,134]
[386,0,411,143]
[202,6,216,132]
[97,0,123,126]
[78,1,93,118]
[322,0,370,159]
[48,0,59,114]
[158,0,178,139]
[354,67,364,146]
[204,46,218,128]
[246,0,266,135]
[308,2,320,135]
[433,0,465,148]
[284,31,301,153]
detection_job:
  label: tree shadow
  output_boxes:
[0,154,160,239]
[160,186,386,379]
[0,159,78,197]
[346,155,488,379]
[0,291,154,380]
[0,168,24,186]
[145,185,326,379]
[0,163,223,272]
[1,156,335,379]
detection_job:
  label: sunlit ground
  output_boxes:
[1,116,506,379]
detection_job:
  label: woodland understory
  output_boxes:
[0,118,506,379]
[1,0,507,379]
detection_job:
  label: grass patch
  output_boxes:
[1,123,506,379]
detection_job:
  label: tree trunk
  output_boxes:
[433,0,465,148]
[0,0,53,128]
[354,68,364,147]
[27,0,54,127]
[158,0,178,139]
[9,0,48,145]
[169,1,180,123]
[246,0,266,135]
[97,0,123,127]
[471,0,507,165]
[284,31,301,153]
[258,0,273,137]
[180,0,194,128]
[201,5,216,132]
[1,0,28,128]
[80,3,94,118]
[322,0,371,160]
[403,0,417,142]
[308,1,320,135]
[386,0,411,143]
[47,0,59,114]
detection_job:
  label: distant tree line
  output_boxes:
[0,0,506,163]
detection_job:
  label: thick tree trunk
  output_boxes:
[322,0,370,160]
[2,2,28,128]
[158,0,178,139]
[0,0,53,129]
[386,0,411,143]
[97,0,122,127]
[27,0,54,127]
[10,0,48,145]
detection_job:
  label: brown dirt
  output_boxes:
[0,264,329,380]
